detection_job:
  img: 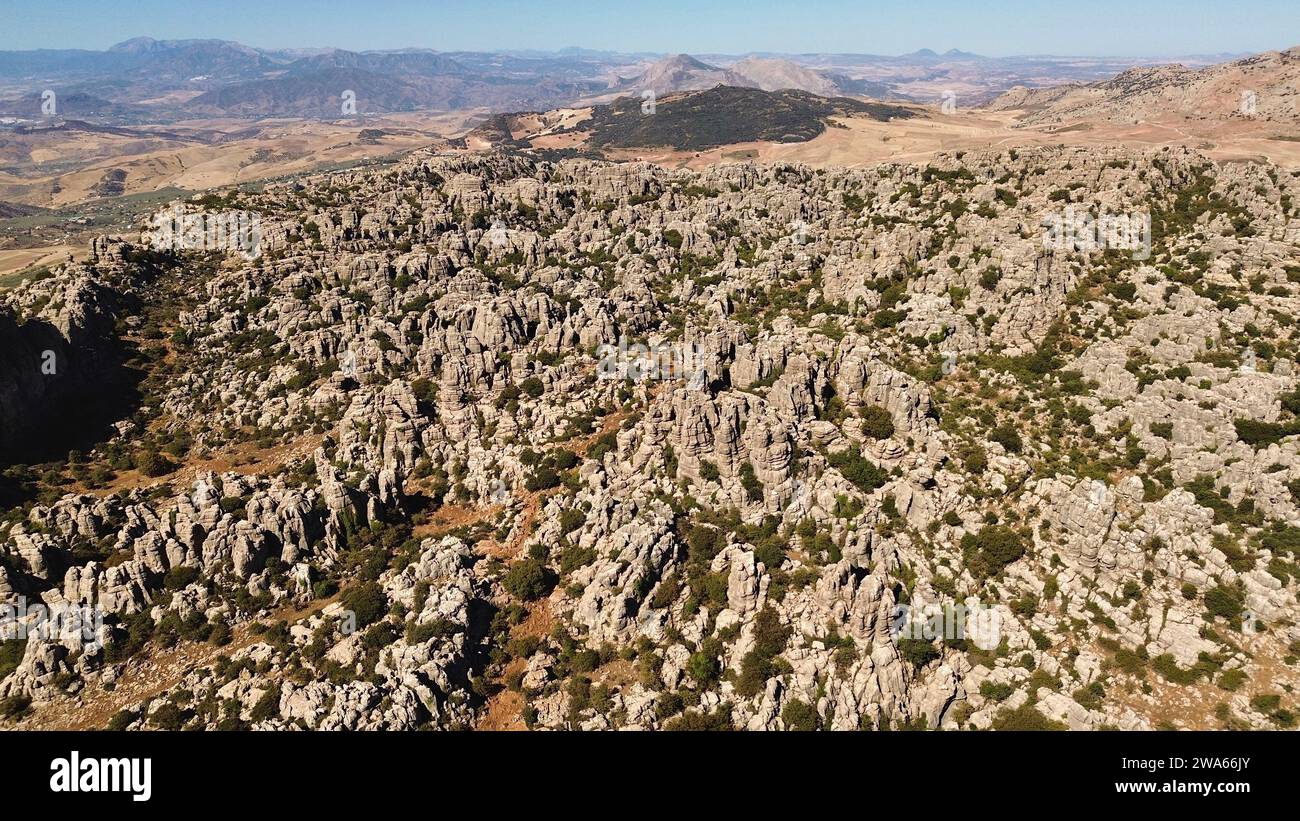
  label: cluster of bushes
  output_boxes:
[961,525,1027,580]
[1234,418,1300,448]
[826,447,888,493]
[522,448,579,492]
[735,607,790,697]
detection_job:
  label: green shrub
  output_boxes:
[961,525,1027,579]
[136,450,177,477]
[1151,654,1202,685]
[897,637,940,669]
[503,558,555,601]
[559,508,586,534]
[1073,681,1105,710]
[655,691,684,720]
[107,709,137,731]
[958,443,987,473]
[827,447,887,493]
[1250,693,1281,713]
[149,701,185,730]
[1234,418,1300,448]
[525,467,560,491]
[163,566,201,591]
[739,462,764,502]
[872,309,905,328]
[663,705,733,730]
[249,683,281,722]
[1204,585,1245,621]
[0,639,26,681]
[341,581,388,627]
[687,651,721,685]
[735,607,789,697]
[991,703,1066,731]
[521,377,544,398]
[1217,669,1247,692]
[0,695,31,719]
[859,405,895,440]
[979,681,1014,702]
[989,425,1023,454]
[781,699,819,731]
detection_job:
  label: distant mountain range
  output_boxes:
[0,36,1266,123]
[0,37,614,120]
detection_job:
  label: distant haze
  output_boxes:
[5,0,1299,57]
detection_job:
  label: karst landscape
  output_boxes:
[3,7,1300,738]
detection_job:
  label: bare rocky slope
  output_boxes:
[989,46,1300,125]
[2,142,1300,731]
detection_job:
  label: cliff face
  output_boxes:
[0,273,122,460]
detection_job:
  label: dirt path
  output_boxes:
[412,501,501,539]
[476,659,528,731]
[475,599,553,731]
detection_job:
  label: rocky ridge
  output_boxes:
[1,142,1299,731]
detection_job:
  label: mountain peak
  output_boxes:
[660,53,716,70]
[108,36,161,53]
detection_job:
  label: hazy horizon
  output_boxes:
[4,0,1298,58]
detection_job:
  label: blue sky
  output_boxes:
[3,0,1298,56]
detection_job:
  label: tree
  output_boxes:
[897,637,940,669]
[521,377,545,398]
[736,607,791,697]
[859,405,895,440]
[962,525,1027,579]
[503,558,555,601]
[341,581,388,627]
[136,450,176,477]
[687,651,720,686]
[752,607,789,658]
[739,461,764,502]
[150,701,185,730]
[990,424,1023,454]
